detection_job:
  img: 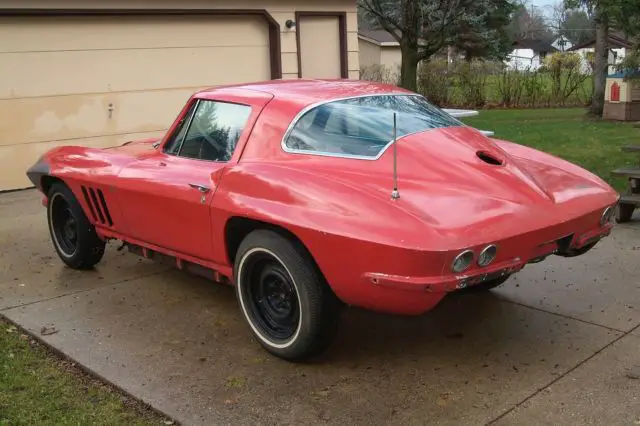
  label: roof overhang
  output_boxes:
[358,33,400,47]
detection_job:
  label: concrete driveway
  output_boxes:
[1,189,639,425]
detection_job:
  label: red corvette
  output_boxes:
[27,79,619,361]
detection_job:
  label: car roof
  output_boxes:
[195,79,414,110]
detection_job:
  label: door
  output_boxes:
[298,14,347,79]
[116,98,253,261]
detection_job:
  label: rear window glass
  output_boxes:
[283,94,462,158]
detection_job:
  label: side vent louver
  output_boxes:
[81,185,114,226]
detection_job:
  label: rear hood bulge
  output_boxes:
[301,126,615,243]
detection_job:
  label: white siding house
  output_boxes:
[505,40,558,71]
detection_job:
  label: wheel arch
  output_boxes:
[41,175,65,194]
[224,216,326,282]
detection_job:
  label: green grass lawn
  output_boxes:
[0,319,168,426]
[463,108,640,192]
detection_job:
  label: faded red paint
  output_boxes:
[611,82,621,102]
[27,79,619,316]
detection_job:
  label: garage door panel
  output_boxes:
[0,15,269,53]
[0,130,165,191]
[1,88,206,146]
[1,13,272,191]
[1,46,270,99]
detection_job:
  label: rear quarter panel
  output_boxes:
[209,161,448,307]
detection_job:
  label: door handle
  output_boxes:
[188,183,210,193]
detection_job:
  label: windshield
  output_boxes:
[283,94,462,158]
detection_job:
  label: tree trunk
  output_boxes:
[399,44,419,92]
[591,8,608,117]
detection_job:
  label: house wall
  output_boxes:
[358,38,381,69]
[0,0,360,80]
[575,47,627,74]
[380,46,401,72]
[505,48,541,71]
[0,0,360,190]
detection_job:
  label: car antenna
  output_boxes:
[391,111,400,200]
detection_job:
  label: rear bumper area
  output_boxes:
[352,218,614,315]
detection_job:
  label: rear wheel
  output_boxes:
[47,182,106,270]
[234,230,341,361]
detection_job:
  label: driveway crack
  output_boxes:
[0,269,167,313]
[485,322,640,425]
[494,297,628,333]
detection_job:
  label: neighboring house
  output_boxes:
[0,1,360,191]
[505,39,558,71]
[568,31,635,74]
[551,36,573,52]
[358,27,401,72]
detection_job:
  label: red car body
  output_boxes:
[28,79,619,317]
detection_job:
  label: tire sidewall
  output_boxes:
[233,230,326,359]
[46,182,102,269]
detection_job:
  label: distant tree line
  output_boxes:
[358,0,640,117]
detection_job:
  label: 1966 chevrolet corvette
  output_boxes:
[27,79,619,361]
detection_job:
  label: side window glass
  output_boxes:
[178,100,252,162]
[163,101,197,155]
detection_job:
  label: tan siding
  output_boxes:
[347,51,360,73]
[347,32,359,52]
[280,31,297,53]
[281,52,299,75]
[380,46,402,70]
[358,38,381,68]
[348,70,360,80]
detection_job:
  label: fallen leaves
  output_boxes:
[40,326,59,336]
[225,376,245,388]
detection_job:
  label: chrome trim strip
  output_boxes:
[176,99,200,157]
[600,206,614,226]
[280,93,465,161]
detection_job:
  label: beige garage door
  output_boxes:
[0,14,271,191]
[298,15,344,79]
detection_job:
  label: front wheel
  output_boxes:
[234,230,341,361]
[47,182,106,270]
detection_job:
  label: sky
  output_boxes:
[529,0,559,15]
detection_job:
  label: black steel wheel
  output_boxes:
[47,182,106,270]
[234,229,341,361]
[243,251,300,342]
[49,192,79,258]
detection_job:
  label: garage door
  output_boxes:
[0,14,271,191]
